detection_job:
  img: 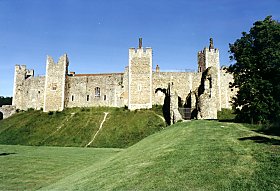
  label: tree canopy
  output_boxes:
[0,96,12,107]
[228,16,280,124]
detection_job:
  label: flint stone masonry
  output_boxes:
[128,47,152,110]
[11,38,236,121]
[0,105,16,119]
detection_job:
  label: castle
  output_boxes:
[12,38,236,123]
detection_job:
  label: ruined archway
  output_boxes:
[155,87,171,125]
[0,111,3,120]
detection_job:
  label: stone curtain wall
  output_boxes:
[21,76,45,110]
[153,72,194,106]
[66,74,124,108]
[10,38,237,120]
[220,69,237,109]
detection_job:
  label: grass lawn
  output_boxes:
[1,120,279,190]
[0,107,165,148]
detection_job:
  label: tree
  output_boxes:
[0,96,12,107]
[228,16,280,124]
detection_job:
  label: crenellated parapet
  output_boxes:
[197,38,220,73]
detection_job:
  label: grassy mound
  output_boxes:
[1,120,279,190]
[0,107,165,148]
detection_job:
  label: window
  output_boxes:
[138,84,142,91]
[104,95,106,101]
[52,83,57,91]
[71,95,74,101]
[95,87,100,97]
[87,95,89,101]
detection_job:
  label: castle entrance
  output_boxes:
[178,108,191,120]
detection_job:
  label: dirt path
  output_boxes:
[85,112,109,147]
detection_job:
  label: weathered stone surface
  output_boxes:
[11,38,236,121]
[128,47,152,110]
[0,105,16,119]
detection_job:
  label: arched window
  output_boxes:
[95,87,100,97]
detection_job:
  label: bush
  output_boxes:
[217,108,236,122]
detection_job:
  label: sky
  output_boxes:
[0,0,279,97]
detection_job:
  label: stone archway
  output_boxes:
[155,87,171,125]
[0,111,3,120]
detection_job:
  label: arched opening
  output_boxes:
[0,111,3,120]
[155,87,171,125]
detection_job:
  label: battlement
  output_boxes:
[47,54,69,66]
[129,38,152,58]
[15,65,34,78]
[15,64,26,70]
[129,47,152,55]
[198,47,219,54]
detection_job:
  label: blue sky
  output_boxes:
[0,0,279,96]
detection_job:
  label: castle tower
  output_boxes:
[198,38,220,72]
[43,54,69,112]
[12,65,34,110]
[197,38,222,112]
[128,38,153,110]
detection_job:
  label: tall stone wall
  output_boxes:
[152,71,201,107]
[12,65,44,110]
[220,68,237,109]
[65,73,124,108]
[43,54,68,112]
[10,38,237,121]
[128,47,152,110]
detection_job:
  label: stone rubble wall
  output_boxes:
[197,67,219,119]
[11,39,237,121]
[220,69,237,109]
[65,74,124,108]
[152,72,201,107]
[0,105,16,119]
[12,64,44,110]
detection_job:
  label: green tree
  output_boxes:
[228,16,280,124]
[0,96,12,107]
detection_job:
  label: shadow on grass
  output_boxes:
[0,152,17,156]
[253,128,280,137]
[238,136,280,145]
[218,119,235,122]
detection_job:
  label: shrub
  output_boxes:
[217,108,236,122]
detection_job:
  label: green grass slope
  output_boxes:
[0,107,165,148]
[1,120,279,191]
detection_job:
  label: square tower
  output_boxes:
[198,38,220,72]
[43,54,69,112]
[128,38,153,110]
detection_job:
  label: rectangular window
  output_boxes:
[104,95,106,101]
[95,87,100,97]
[52,83,57,91]
[71,95,74,101]
[138,84,142,91]
[87,95,89,101]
